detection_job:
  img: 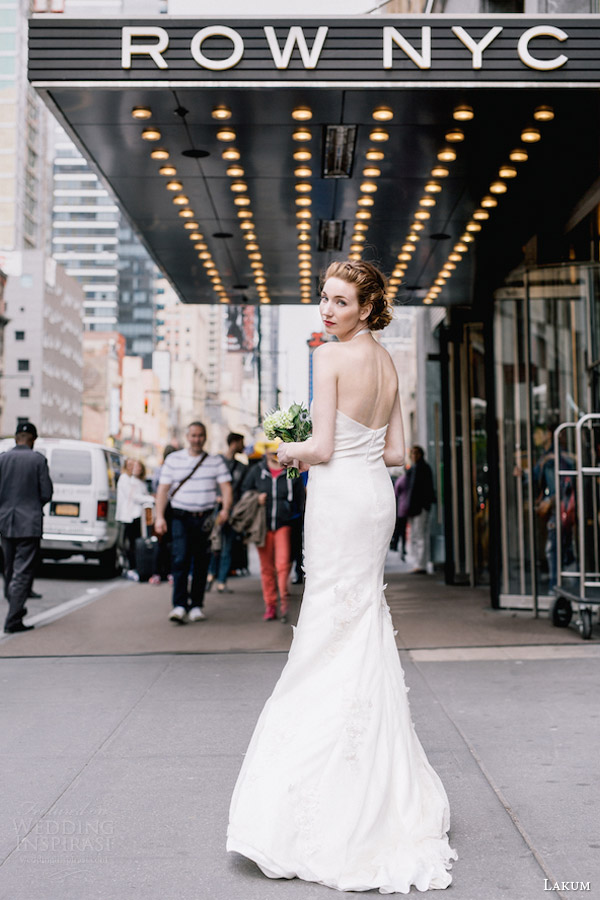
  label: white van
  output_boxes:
[0,438,124,576]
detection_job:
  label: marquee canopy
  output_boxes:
[29,15,600,306]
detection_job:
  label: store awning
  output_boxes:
[28,15,600,306]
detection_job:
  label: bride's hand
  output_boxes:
[277,443,293,466]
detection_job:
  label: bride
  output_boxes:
[227,260,457,893]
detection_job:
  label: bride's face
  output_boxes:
[320,277,366,340]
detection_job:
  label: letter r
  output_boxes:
[122,26,169,69]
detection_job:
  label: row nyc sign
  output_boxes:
[28,17,600,85]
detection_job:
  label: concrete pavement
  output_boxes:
[0,562,598,899]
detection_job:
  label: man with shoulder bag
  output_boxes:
[155,422,232,624]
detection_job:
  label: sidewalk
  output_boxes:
[1,553,596,657]
[0,565,598,900]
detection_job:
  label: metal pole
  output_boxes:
[523,270,539,617]
[256,304,262,426]
[576,416,587,601]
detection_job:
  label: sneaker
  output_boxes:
[169,606,188,624]
[188,606,206,622]
[126,570,140,581]
[148,574,162,585]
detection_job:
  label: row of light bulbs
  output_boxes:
[384,104,475,302]
[284,109,315,303]
[213,114,272,305]
[422,105,555,305]
[133,105,232,303]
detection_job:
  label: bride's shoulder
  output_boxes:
[313,342,341,364]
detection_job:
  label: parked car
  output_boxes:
[0,437,124,577]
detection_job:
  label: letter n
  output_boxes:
[383,26,431,70]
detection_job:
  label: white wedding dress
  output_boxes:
[227,409,458,893]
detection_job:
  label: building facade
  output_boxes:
[0,0,48,252]
[1,250,83,437]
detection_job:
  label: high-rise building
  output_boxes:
[51,127,120,330]
[116,221,158,365]
[0,0,48,252]
[51,126,159,355]
[1,250,84,438]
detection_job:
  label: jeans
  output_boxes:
[208,523,234,584]
[257,526,291,616]
[410,509,430,570]
[170,511,211,610]
[123,518,141,571]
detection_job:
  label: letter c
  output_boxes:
[517,25,568,71]
[190,26,244,71]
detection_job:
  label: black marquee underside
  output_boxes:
[30,17,600,306]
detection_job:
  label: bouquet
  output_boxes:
[262,403,312,479]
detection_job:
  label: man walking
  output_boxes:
[406,445,436,575]
[154,422,232,624]
[1,422,53,634]
[207,432,247,593]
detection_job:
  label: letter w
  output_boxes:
[264,26,328,70]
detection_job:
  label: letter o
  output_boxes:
[190,26,244,71]
[517,25,568,71]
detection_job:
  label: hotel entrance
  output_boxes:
[27,13,600,615]
[494,262,600,611]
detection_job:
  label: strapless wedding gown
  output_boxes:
[227,409,457,893]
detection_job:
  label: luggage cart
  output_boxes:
[553,414,600,639]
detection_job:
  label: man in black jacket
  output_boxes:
[406,445,436,575]
[0,422,53,633]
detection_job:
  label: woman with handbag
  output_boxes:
[240,442,305,622]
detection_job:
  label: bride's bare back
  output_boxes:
[335,334,398,430]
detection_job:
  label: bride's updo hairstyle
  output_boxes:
[323,260,393,331]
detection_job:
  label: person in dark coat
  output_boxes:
[390,469,411,559]
[241,443,305,622]
[406,445,436,574]
[0,422,53,633]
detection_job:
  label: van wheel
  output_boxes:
[98,546,121,579]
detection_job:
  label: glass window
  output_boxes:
[19,387,29,398]
[0,33,16,52]
[49,449,92,485]
[17,359,29,371]
[15,330,24,340]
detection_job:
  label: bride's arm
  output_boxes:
[383,391,406,467]
[278,345,337,467]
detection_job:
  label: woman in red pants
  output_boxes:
[241,443,305,622]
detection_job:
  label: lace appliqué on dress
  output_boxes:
[246,707,297,785]
[328,582,362,657]
[380,582,399,638]
[288,784,320,857]
[342,693,373,768]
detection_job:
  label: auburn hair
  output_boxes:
[322,260,393,331]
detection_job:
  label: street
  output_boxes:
[0,563,598,899]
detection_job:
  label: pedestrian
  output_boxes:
[391,468,410,559]
[241,441,305,622]
[116,458,152,580]
[406,445,436,574]
[290,469,308,584]
[154,421,233,624]
[207,432,247,594]
[0,422,53,634]
[149,445,177,585]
